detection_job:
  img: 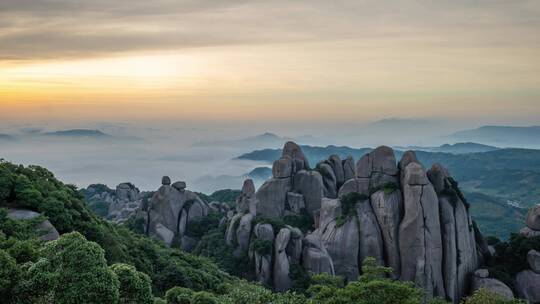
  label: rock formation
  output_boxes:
[221,142,488,302]
[515,250,540,303]
[144,177,210,250]
[84,183,151,223]
[521,205,540,238]
[7,209,59,241]
[470,269,514,300]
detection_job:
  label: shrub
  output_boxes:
[461,289,524,304]
[165,287,193,304]
[110,263,153,304]
[250,239,273,256]
[192,291,218,304]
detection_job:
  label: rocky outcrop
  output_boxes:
[146,178,209,249]
[428,163,478,303]
[470,269,514,300]
[317,162,338,199]
[399,161,445,299]
[370,189,402,278]
[293,170,324,216]
[7,209,59,241]
[236,179,257,214]
[515,250,540,303]
[357,146,399,189]
[302,233,335,276]
[252,223,274,286]
[521,205,540,238]
[320,199,360,281]
[256,178,291,218]
[222,142,486,301]
[83,183,150,223]
[356,198,384,268]
[274,228,292,291]
[526,206,540,231]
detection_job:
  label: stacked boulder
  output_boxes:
[7,209,59,241]
[224,142,488,303]
[515,250,540,303]
[144,177,210,251]
[520,205,540,238]
[470,269,514,300]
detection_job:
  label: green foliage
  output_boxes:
[0,249,20,300]
[110,263,154,304]
[214,281,307,304]
[336,192,367,227]
[360,257,393,282]
[461,289,525,304]
[252,216,285,234]
[191,291,218,304]
[165,287,193,304]
[249,239,273,256]
[369,182,399,196]
[23,232,120,304]
[185,212,222,239]
[192,229,251,278]
[289,264,311,293]
[283,211,314,233]
[308,258,423,304]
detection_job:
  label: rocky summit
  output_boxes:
[212,142,486,302]
[99,141,539,303]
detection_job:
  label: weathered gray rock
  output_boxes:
[253,223,274,286]
[282,141,310,172]
[338,178,370,198]
[154,223,175,246]
[286,226,304,264]
[399,151,419,182]
[515,269,540,303]
[319,198,341,231]
[116,183,139,201]
[302,233,335,276]
[526,205,540,231]
[256,177,291,218]
[236,179,256,213]
[528,250,540,274]
[355,199,385,267]
[274,228,292,292]
[399,162,445,299]
[235,213,254,257]
[356,146,398,189]
[293,170,324,216]
[273,156,293,178]
[429,163,478,303]
[318,162,338,198]
[370,189,402,278]
[172,181,186,192]
[321,215,360,281]
[7,209,59,241]
[225,213,243,246]
[471,269,514,300]
[342,156,356,182]
[329,155,345,187]
[520,226,540,238]
[162,176,171,185]
[287,192,305,213]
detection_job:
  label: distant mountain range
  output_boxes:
[0,129,114,141]
[42,129,112,138]
[395,142,499,154]
[449,125,540,146]
[193,132,291,148]
[0,134,16,141]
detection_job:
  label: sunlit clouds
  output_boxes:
[1,0,540,124]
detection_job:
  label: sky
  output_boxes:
[1,0,540,126]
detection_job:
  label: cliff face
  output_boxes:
[222,142,488,302]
